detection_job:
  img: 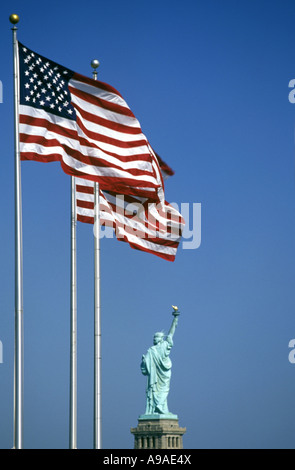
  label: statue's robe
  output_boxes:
[141,335,173,414]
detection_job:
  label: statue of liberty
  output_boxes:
[140,306,180,417]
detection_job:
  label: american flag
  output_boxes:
[18,42,162,202]
[75,159,184,262]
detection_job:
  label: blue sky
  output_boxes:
[1,0,295,449]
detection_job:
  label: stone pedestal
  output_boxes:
[131,415,186,449]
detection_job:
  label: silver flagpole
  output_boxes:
[69,176,77,449]
[91,59,102,449]
[10,13,23,450]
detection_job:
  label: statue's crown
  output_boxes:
[154,331,165,338]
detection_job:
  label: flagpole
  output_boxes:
[10,13,23,450]
[69,176,77,449]
[91,59,102,449]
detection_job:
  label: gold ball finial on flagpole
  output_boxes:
[9,14,19,25]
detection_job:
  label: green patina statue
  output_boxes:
[140,306,180,419]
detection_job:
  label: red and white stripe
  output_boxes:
[75,177,184,262]
[19,70,162,201]
[75,155,184,261]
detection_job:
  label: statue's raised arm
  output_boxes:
[168,305,180,339]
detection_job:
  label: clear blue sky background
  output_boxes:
[1,0,295,449]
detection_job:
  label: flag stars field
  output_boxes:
[20,45,75,118]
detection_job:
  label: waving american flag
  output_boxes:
[75,156,184,262]
[18,42,162,202]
